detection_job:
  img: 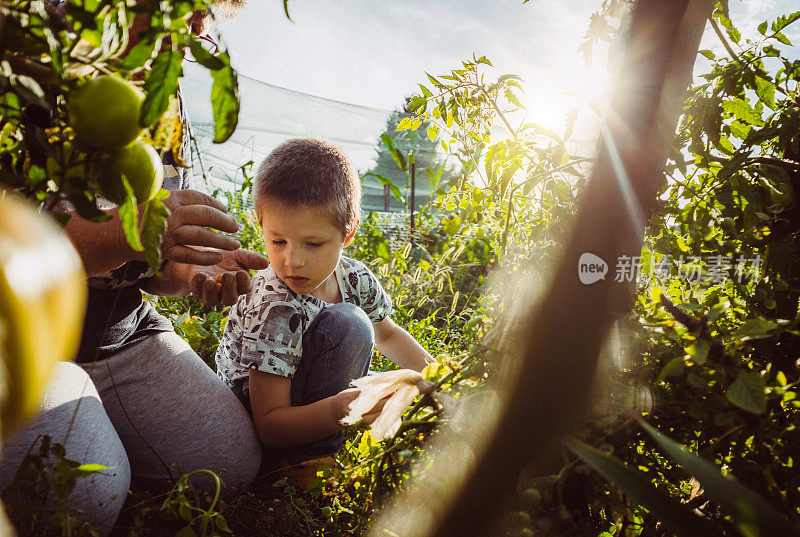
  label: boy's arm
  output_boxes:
[249,369,368,449]
[373,317,433,372]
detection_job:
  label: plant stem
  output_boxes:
[709,16,741,63]
[479,85,517,141]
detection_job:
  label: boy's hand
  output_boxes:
[334,387,391,426]
[186,248,269,306]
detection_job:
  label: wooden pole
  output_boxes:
[410,158,416,247]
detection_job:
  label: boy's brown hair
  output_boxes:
[254,137,361,235]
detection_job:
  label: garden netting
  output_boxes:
[182,62,437,215]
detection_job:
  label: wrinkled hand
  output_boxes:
[185,248,269,307]
[160,190,241,266]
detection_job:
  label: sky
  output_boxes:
[216,1,597,108]
[212,0,607,127]
[187,1,799,187]
[211,0,798,126]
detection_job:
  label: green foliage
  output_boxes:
[129,470,232,537]
[2,435,108,537]
[209,52,239,144]
[0,0,240,267]
[140,190,172,276]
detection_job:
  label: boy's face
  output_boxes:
[259,198,357,297]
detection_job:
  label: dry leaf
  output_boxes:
[340,369,424,439]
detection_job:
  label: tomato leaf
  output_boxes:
[770,11,800,33]
[773,31,793,46]
[174,526,197,537]
[726,372,767,414]
[732,318,778,340]
[722,97,764,127]
[687,340,710,365]
[140,49,183,128]
[396,117,413,131]
[114,33,156,70]
[118,177,144,252]
[754,76,776,109]
[188,36,224,71]
[209,52,239,143]
[140,189,170,273]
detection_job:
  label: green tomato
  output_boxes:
[720,217,736,234]
[769,182,797,207]
[68,76,144,150]
[521,487,542,509]
[510,511,532,527]
[97,142,164,205]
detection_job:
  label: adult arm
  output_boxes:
[373,317,433,372]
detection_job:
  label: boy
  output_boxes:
[215,137,431,465]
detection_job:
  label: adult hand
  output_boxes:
[160,189,242,266]
[185,248,269,307]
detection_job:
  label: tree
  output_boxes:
[361,102,454,213]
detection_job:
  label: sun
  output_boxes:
[520,55,610,134]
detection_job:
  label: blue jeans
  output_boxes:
[241,302,374,464]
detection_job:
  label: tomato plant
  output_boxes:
[0,0,240,269]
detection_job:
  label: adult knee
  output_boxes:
[0,362,131,537]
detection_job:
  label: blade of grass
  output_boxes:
[564,437,718,537]
[640,421,800,537]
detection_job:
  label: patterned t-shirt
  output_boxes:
[215,256,393,390]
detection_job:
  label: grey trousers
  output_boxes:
[0,331,261,536]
